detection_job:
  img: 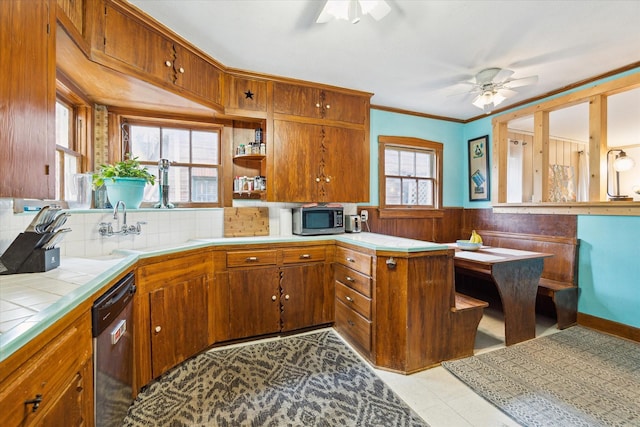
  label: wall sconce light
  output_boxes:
[607,149,636,201]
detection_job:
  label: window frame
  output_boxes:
[121,117,223,208]
[378,135,444,219]
[491,72,640,215]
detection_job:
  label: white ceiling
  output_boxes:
[129,0,640,137]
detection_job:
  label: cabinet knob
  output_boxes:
[347,320,355,327]
[271,295,277,301]
[325,104,331,109]
[155,326,162,333]
[316,177,321,182]
[345,295,353,302]
[325,177,330,183]
[345,276,355,282]
[179,67,185,73]
[315,103,321,108]
[165,60,172,67]
[25,394,43,412]
[346,257,355,263]
[300,254,311,259]
[285,294,290,300]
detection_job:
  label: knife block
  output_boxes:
[0,232,59,274]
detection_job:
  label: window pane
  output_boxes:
[385,148,400,175]
[162,128,190,162]
[55,101,71,149]
[418,179,433,205]
[386,177,401,204]
[192,131,218,164]
[166,166,190,202]
[191,167,218,202]
[131,125,161,161]
[402,179,417,204]
[415,152,433,178]
[399,151,415,177]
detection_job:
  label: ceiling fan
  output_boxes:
[316,0,391,24]
[461,68,539,114]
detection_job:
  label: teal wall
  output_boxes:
[368,67,640,328]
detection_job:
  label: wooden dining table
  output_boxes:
[448,244,553,346]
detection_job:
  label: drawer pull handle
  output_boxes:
[271,295,277,301]
[345,276,355,282]
[246,256,259,262]
[346,257,355,263]
[300,254,311,259]
[347,320,355,327]
[25,394,43,412]
[345,295,353,302]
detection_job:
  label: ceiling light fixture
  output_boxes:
[316,0,391,24]
[472,89,507,114]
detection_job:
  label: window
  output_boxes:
[55,98,82,201]
[124,120,221,206]
[378,136,443,217]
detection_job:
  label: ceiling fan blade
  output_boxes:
[497,88,518,98]
[492,68,515,83]
[503,75,539,88]
[359,0,391,21]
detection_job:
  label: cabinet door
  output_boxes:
[149,274,209,378]
[0,0,55,199]
[57,0,85,36]
[103,3,173,83]
[225,74,268,114]
[40,358,92,427]
[321,125,368,202]
[280,263,331,331]
[272,120,318,202]
[321,90,369,125]
[174,44,223,105]
[228,267,280,340]
[273,82,320,118]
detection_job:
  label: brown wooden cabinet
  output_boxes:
[273,82,368,125]
[0,0,55,199]
[98,1,222,107]
[225,74,268,116]
[57,0,85,39]
[0,311,93,427]
[273,120,368,202]
[136,251,214,384]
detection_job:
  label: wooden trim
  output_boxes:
[378,208,445,219]
[492,202,640,216]
[371,104,466,123]
[577,312,640,342]
[462,229,578,246]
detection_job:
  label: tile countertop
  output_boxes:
[0,233,447,362]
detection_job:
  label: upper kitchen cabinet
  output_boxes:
[272,120,369,203]
[0,0,55,199]
[56,0,88,48]
[273,81,369,125]
[93,0,223,109]
[224,73,268,117]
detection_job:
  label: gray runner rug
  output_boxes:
[124,329,428,426]
[443,326,640,427]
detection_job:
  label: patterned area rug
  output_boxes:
[124,330,427,426]
[443,326,640,427]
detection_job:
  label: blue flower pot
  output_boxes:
[104,177,147,209]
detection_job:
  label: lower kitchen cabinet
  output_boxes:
[0,311,93,427]
[136,251,214,385]
[220,244,333,341]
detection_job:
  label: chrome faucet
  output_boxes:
[98,200,146,237]
[113,200,127,233]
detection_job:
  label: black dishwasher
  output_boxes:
[92,272,136,427]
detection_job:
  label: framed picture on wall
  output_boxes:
[468,135,490,201]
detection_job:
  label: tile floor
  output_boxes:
[369,307,559,427]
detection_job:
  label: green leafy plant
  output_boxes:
[93,154,156,188]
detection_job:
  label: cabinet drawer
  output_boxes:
[333,263,371,297]
[280,246,326,264]
[335,281,371,319]
[335,246,372,276]
[227,250,277,267]
[335,299,371,354]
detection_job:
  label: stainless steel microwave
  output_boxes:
[292,206,344,235]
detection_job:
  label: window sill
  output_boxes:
[378,208,444,219]
[492,201,640,216]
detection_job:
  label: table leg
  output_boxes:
[491,258,544,346]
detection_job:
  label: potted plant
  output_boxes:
[93,154,155,209]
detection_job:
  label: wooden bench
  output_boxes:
[448,292,489,359]
[465,229,579,329]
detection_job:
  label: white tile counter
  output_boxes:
[0,232,447,362]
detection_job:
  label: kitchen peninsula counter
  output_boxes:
[0,233,448,362]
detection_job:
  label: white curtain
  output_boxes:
[507,140,524,202]
[577,151,589,202]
